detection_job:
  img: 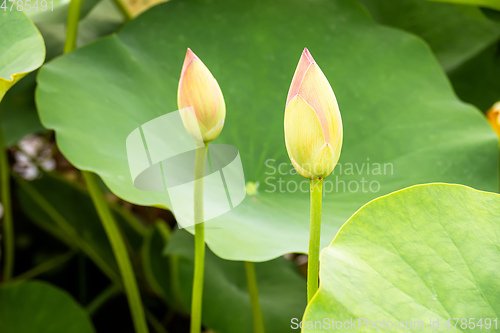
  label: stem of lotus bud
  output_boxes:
[191,145,208,333]
[307,178,323,302]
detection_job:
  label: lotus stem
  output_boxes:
[245,261,265,333]
[63,0,83,54]
[84,171,149,333]
[64,5,149,333]
[0,109,13,282]
[191,145,208,333]
[307,178,323,302]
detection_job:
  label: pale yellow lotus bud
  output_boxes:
[284,48,343,180]
[178,48,225,143]
[486,101,500,137]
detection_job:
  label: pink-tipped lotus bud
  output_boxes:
[178,48,225,143]
[284,48,343,180]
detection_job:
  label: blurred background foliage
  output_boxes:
[0,0,499,332]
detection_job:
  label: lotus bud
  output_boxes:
[486,101,500,137]
[178,48,226,143]
[284,48,343,180]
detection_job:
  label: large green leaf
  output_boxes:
[0,281,95,333]
[355,0,500,112]
[303,184,500,332]
[0,72,44,146]
[0,0,123,146]
[16,173,146,283]
[0,10,44,148]
[143,226,307,333]
[357,0,500,71]
[0,10,44,96]
[36,0,498,262]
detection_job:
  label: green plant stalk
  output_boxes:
[245,261,265,333]
[157,219,184,311]
[78,254,87,303]
[14,175,120,284]
[307,178,323,302]
[0,101,14,281]
[86,284,121,315]
[112,0,134,22]
[146,310,169,333]
[83,171,149,333]
[14,251,75,282]
[190,146,208,333]
[64,4,148,333]
[63,0,83,54]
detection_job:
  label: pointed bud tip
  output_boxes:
[286,48,317,105]
[302,48,315,64]
[185,48,198,58]
[181,48,200,75]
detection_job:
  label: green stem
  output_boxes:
[190,146,207,333]
[170,254,184,310]
[14,175,120,283]
[307,179,323,302]
[160,219,183,311]
[63,5,148,333]
[0,107,13,282]
[79,253,87,303]
[14,251,75,282]
[83,171,149,333]
[63,0,83,54]
[86,284,121,315]
[146,310,169,333]
[245,261,265,333]
[112,0,134,22]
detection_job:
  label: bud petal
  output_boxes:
[285,96,326,179]
[286,48,315,105]
[179,107,204,142]
[203,119,225,143]
[178,49,226,143]
[297,64,341,147]
[310,143,338,179]
[284,49,343,180]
